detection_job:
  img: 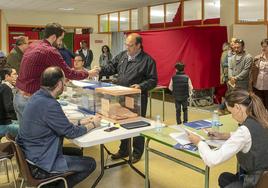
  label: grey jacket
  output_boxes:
[228,52,253,90]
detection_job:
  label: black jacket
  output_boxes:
[0,83,17,125]
[100,50,158,94]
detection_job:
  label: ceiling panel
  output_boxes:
[0,0,171,14]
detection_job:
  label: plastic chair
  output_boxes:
[6,133,73,188]
[0,141,17,188]
[256,171,268,188]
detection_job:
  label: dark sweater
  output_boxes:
[0,83,17,125]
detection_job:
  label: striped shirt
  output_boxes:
[16,40,88,94]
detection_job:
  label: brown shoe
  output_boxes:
[111,152,129,160]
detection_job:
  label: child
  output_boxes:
[169,62,193,124]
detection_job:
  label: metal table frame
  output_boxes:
[149,86,167,121]
[142,130,210,188]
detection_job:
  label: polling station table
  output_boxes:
[63,103,156,188]
[141,114,237,188]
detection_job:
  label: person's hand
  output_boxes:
[229,77,236,85]
[79,116,94,125]
[92,115,102,128]
[88,68,100,78]
[130,84,140,89]
[187,132,202,145]
[207,131,230,140]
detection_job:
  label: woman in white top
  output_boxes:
[188,88,268,188]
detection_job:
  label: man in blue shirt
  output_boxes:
[16,66,100,187]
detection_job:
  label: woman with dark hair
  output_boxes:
[249,38,268,110]
[188,88,268,188]
[99,45,112,80]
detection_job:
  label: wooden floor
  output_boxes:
[0,98,237,188]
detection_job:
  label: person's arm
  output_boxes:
[188,77,193,96]
[138,59,158,92]
[235,55,253,81]
[99,55,103,67]
[68,49,75,59]
[228,57,234,79]
[47,48,89,80]
[89,49,93,64]
[168,79,173,91]
[45,101,87,139]
[197,126,251,167]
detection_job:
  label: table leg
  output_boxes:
[91,144,105,188]
[145,139,150,188]
[149,91,152,118]
[205,166,210,188]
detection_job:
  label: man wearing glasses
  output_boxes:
[98,33,158,163]
[228,39,253,90]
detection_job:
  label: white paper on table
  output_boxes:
[169,132,191,145]
[72,80,95,87]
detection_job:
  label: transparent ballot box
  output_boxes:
[95,86,141,123]
[62,80,113,114]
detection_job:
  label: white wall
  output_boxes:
[233,24,266,57]
[1,9,110,60]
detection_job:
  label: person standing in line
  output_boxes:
[99,45,112,80]
[169,62,193,125]
[98,33,158,163]
[249,38,268,110]
[76,40,93,69]
[7,36,29,73]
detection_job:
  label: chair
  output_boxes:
[0,141,17,188]
[256,171,268,188]
[5,133,73,188]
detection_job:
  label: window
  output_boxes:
[238,0,264,22]
[109,12,118,32]
[204,0,220,19]
[131,9,138,30]
[120,11,130,31]
[98,9,138,33]
[99,14,108,32]
[166,2,181,22]
[150,5,164,23]
[184,0,202,21]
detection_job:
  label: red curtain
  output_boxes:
[138,26,227,89]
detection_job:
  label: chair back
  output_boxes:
[0,141,15,159]
[256,171,268,188]
[6,133,39,186]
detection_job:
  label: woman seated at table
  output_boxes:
[187,88,268,188]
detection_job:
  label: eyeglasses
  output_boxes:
[74,60,83,62]
[125,43,135,48]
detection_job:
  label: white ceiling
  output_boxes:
[0,0,171,14]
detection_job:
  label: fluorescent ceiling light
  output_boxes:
[58,7,74,11]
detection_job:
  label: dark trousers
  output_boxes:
[253,87,268,110]
[175,99,188,124]
[218,172,243,188]
[119,94,148,158]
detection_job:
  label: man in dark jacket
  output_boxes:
[99,33,158,163]
[0,68,19,137]
[7,36,29,72]
[76,40,93,69]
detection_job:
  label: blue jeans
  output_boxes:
[13,91,30,125]
[0,121,19,137]
[64,155,96,188]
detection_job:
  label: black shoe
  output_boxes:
[111,152,129,160]
[131,157,141,164]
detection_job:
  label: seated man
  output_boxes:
[0,68,19,137]
[73,54,87,71]
[16,66,100,188]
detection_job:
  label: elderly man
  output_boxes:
[16,67,100,188]
[228,39,253,90]
[14,23,99,124]
[7,36,29,72]
[99,33,158,163]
